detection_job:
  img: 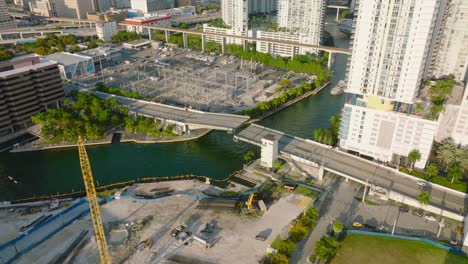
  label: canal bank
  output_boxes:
[0,13,349,201]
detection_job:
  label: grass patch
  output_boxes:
[294,186,317,199]
[355,197,381,206]
[331,234,468,264]
[97,189,117,198]
[219,190,242,198]
[400,168,467,193]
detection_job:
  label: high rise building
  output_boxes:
[339,0,444,168]
[0,0,16,30]
[112,0,131,9]
[429,0,468,82]
[130,0,175,14]
[248,0,276,14]
[96,21,118,42]
[94,0,112,12]
[29,0,95,19]
[256,0,325,56]
[0,55,64,137]
[221,0,248,34]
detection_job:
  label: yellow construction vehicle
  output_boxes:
[245,193,255,211]
[78,136,111,264]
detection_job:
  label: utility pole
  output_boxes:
[362,179,368,202]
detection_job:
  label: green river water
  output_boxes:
[0,14,349,201]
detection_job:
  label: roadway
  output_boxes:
[119,23,351,55]
[235,124,468,215]
[93,91,249,132]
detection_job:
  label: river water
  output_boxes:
[0,14,349,200]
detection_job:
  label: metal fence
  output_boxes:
[0,199,90,264]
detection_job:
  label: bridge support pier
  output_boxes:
[182,32,188,48]
[221,37,226,54]
[336,9,340,21]
[327,53,334,69]
[242,39,248,51]
[148,29,152,40]
[201,35,206,51]
[317,164,324,181]
[165,30,170,43]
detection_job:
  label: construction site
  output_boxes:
[0,137,318,264]
[89,48,304,113]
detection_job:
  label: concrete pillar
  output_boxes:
[242,39,248,51]
[165,30,170,43]
[317,164,324,181]
[201,35,206,51]
[41,32,44,36]
[205,177,211,184]
[267,42,271,54]
[0,34,3,41]
[182,32,188,48]
[327,53,334,69]
[148,29,152,40]
[221,37,226,54]
[336,8,340,21]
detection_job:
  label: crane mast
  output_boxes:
[78,136,111,264]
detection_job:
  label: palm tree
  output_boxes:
[459,148,468,173]
[332,220,343,234]
[448,166,463,183]
[417,191,431,205]
[426,164,438,180]
[436,140,456,170]
[407,149,421,171]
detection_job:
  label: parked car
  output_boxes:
[377,225,389,231]
[417,181,427,187]
[352,222,362,228]
[449,240,458,246]
[364,223,376,229]
[399,205,409,212]
[412,209,424,217]
[425,215,437,222]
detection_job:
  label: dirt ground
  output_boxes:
[12,184,309,264]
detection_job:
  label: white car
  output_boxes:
[417,181,427,187]
[425,215,437,222]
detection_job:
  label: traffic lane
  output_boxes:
[237,126,466,210]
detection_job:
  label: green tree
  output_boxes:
[272,239,296,257]
[87,42,98,49]
[332,220,343,234]
[179,22,188,29]
[301,206,318,228]
[437,140,457,170]
[289,224,308,242]
[426,164,438,180]
[0,47,14,61]
[407,149,421,171]
[417,191,431,205]
[313,237,339,262]
[448,166,463,183]
[242,150,255,163]
[272,160,283,172]
[270,253,288,264]
[278,79,291,87]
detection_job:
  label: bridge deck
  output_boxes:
[93,92,249,132]
[236,124,467,215]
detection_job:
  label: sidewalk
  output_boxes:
[291,176,359,263]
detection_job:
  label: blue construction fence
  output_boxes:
[341,230,466,256]
[0,197,112,264]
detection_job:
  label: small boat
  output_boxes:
[8,176,13,181]
[331,80,346,95]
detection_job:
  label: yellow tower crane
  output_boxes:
[77,136,111,264]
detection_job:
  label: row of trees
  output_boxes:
[426,77,455,120]
[226,44,329,76]
[32,92,128,142]
[241,81,322,117]
[15,34,100,55]
[111,31,140,42]
[313,114,341,146]
[32,92,176,143]
[96,82,142,99]
[270,206,319,264]
[0,46,14,61]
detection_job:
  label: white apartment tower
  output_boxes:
[277,0,326,46]
[256,0,325,56]
[29,0,94,19]
[429,0,468,82]
[96,21,117,42]
[0,0,16,30]
[221,0,248,34]
[339,0,444,168]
